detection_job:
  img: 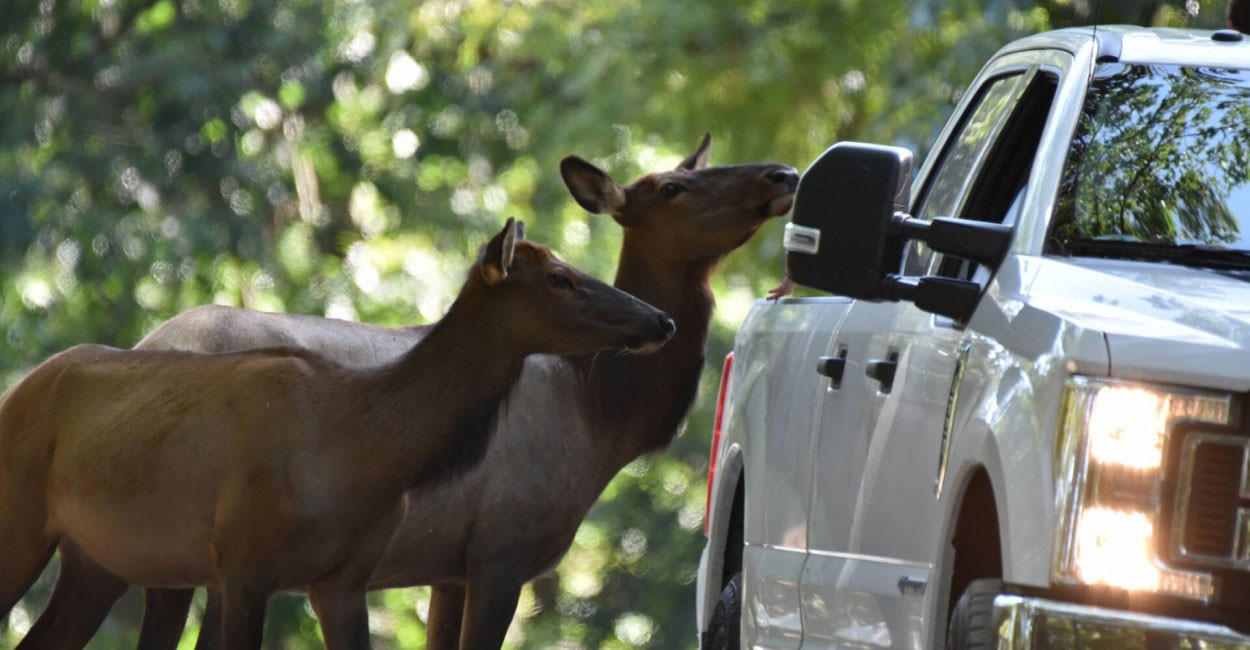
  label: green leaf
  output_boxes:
[200,118,229,145]
[279,80,307,110]
[136,0,177,35]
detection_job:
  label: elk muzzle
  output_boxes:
[624,314,677,355]
[757,166,800,218]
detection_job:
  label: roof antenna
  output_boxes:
[1089,0,1102,82]
[1091,0,1100,43]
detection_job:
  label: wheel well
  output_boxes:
[948,469,1002,618]
[720,474,745,590]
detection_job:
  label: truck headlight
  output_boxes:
[1053,377,1232,601]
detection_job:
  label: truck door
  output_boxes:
[797,52,1065,649]
[737,298,855,650]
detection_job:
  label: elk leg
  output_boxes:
[136,587,195,650]
[308,580,371,650]
[308,507,401,650]
[425,583,466,650]
[191,588,223,650]
[0,495,54,621]
[458,570,523,650]
[17,541,126,649]
[219,579,269,650]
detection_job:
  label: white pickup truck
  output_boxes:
[696,25,1250,649]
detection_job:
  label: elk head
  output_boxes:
[559,133,799,266]
[475,218,675,355]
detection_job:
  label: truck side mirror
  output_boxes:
[783,142,910,300]
[783,142,1013,322]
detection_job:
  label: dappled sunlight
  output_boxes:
[631,145,682,175]
[17,274,54,310]
[384,51,430,94]
[613,613,656,646]
[391,128,419,158]
[349,181,394,239]
[713,276,765,333]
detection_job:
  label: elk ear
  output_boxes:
[677,132,712,171]
[560,156,626,216]
[481,217,520,286]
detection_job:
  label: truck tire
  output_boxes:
[702,572,742,650]
[946,578,1003,649]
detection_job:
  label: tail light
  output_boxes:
[704,352,734,536]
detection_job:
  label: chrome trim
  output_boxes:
[1051,379,1096,585]
[753,542,806,554]
[803,547,928,567]
[1172,431,1250,570]
[1240,508,1250,565]
[935,341,971,497]
[994,594,1250,649]
[782,222,821,255]
[1243,445,1250,500]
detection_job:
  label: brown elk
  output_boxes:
[0,218,675,649]
[18,134,798,649]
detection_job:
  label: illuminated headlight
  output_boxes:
[1053,377,1232,601]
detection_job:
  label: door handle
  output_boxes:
[816,351,846,389]
[865,351,899,393]
[897,574,927,596]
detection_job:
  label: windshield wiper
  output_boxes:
[1060,238,1250,270]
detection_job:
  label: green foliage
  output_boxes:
[0,0,1232,647]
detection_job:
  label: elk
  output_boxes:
[0,218,675,649]
[19,134,799,649]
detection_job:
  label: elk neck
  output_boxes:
[585,235,717,465]
[360,285,528,489]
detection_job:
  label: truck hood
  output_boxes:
[1024,256,1250,391]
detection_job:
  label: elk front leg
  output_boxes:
[308,580,371,650]
[458,568,523,650]
[307,550,393,649]
[191,588,223,650]
[0,492,55,624]
[219,579,270,650]
[425,583,467,650]
[310,504,404,650]
[136,587,195,650]
[17,541,127,650]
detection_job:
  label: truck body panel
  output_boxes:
[698,25,1250,650]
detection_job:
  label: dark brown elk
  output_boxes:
[0,219,675,649]
[18,134,798,649]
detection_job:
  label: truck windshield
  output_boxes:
[1048,62,1250,267]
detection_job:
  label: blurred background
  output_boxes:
[0,0,1234,647]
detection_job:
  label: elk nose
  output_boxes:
[657,315,677,339]
[767,167,800,190]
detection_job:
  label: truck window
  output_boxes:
[1048,64,1250,265]
[926,70,1058,281]
[913,72,1028,225]
[960,72,1057,228]
[905,70,1058,279]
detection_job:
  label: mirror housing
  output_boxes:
[784,142,910,299]
[783,142,1014,322]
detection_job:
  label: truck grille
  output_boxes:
[1172,431,1250,570]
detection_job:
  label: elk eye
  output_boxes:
[660,183,685,199]
[547,273,574,290]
